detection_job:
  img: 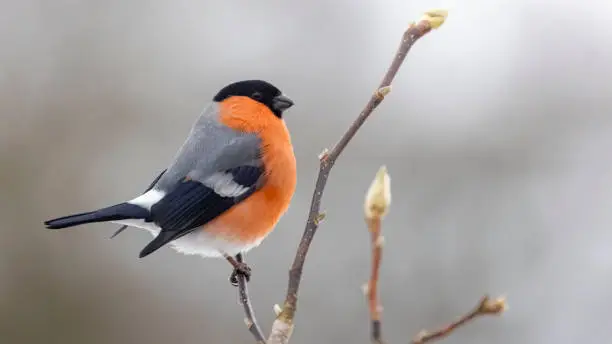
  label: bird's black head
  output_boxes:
[213,79,294,118]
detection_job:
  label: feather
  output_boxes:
[110,169,166,239]
[139,165,263,257]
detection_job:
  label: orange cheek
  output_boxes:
[218,97,272,133]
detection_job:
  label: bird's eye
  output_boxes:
[251,92,263,100]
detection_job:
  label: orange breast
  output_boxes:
[204,97,297,244]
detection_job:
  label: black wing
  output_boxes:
[138,165,263,258]
[110,169,167,239]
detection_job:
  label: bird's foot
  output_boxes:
[229,262,251,287]
[224,253,252,287]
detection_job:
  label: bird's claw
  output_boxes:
[229,262,252,287]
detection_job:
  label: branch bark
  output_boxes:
[366,217,384,344]
[267,10,448,344]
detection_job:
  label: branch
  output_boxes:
[236,253,267,344]
[411,295,507,344]
[268,9,448,344]
[366,217,384,344]
[363,166,392,344]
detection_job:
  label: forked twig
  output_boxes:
[267,10,449,344]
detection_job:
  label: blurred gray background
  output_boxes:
[1,0,611,343]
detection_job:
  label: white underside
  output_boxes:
[122,185,265,258]
[112,219,265,258]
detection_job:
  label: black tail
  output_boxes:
[44,203,149,229]
[110,168,167,239]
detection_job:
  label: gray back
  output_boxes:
[154,102,262,191]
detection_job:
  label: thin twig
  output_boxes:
[236,253,267,344]
[363,166,391,344]
[268,9,448,344]
[411,295,507,344]
[366,217,384,344]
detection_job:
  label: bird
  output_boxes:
[44,79,297,285]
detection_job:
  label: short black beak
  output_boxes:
[272,94,294,112]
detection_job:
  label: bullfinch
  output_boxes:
[44,79,297,284]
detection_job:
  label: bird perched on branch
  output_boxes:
[44,79,297,285]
